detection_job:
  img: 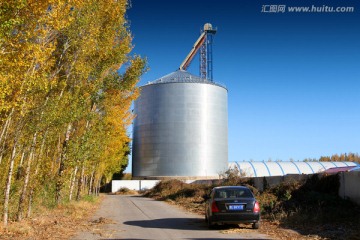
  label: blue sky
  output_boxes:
[125,0,359,171]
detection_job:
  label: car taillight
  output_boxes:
[253,201,260,213]
[211,201,219,213]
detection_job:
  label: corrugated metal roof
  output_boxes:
[228,161,359,177]
[145,70,227,89]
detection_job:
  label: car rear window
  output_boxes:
[215,188,253,198]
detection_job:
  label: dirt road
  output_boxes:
[72,195,272,240]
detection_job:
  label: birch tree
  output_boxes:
[1,0,146,225]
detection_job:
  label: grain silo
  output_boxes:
[132,70,228,179]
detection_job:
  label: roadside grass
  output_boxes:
[144,173,360,240]
[0,196,102,240]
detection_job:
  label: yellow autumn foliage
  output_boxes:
[0,0,146,225]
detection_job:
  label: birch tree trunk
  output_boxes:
[69,165,78,201]
[19,151,25,167]
[51,134,62,172]
[95,178,101,196]
[17,131,37,221]
[16,150,26,180]
[88,170,95,195]
[76,163,85,201]
[55,123,72,205]
[0,108,13,144]
[27,131,47,218]
[27,188,34,218]
[3,139,17,226]
[0,109,13,165]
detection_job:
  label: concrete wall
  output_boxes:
[112,180,160,192]
[111,179,208,192]
[339,171,360,205]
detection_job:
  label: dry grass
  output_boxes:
[0,196,102,240]
[113,187,139,195]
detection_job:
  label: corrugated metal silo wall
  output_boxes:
[132,82,228,179]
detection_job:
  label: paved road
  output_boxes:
[73,195,271,240]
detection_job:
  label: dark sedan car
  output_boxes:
[205,186,260,229]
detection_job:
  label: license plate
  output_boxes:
[228,205,244,210]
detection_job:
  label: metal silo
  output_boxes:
[132,70,228,179]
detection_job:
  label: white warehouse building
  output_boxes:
[229,161,359,178]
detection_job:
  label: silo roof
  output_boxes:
[145,70,226,89]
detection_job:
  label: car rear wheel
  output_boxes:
[252,222,260,229]
[207,218,214,229]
